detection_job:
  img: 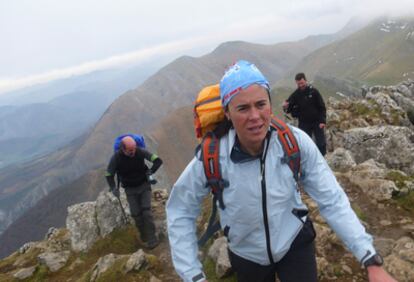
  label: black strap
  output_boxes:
[198,196,221,246]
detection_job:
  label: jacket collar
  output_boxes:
[230,129,272,163]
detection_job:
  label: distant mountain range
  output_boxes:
[277,17,414,92]
[2,16,413,259]
[0,91,116,168]
[0,64,163,106]
[0,63,162,168]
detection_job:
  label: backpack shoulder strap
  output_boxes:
[197,132,229,246]
[270,117,302,184]
[200,132,227,209]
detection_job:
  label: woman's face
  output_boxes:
[225,84,272,155]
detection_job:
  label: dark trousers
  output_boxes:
[228,219,317,282]
[124,183,156,243]
[298,121,326,156]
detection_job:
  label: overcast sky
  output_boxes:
[0,0,413,94]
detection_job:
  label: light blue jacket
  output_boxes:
[166,126,376,282]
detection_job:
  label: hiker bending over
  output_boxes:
[106,136,163,249]
[166,60,395,282]
[283,73,327,156]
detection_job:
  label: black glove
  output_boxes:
[146,171,157,185]
[110,187,120,198]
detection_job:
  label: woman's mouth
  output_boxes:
[248,124,263,134]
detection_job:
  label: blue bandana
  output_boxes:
[219,60,269,107]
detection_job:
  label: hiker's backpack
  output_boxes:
[113,134,146,152]
[194,85,302,246]
[193,84,224,140]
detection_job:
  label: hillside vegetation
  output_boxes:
[277,17,414,88]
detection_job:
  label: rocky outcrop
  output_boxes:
[37,250,70,272]
[383,237,414,281]
[342,126,414,174]
[285,80,414,280]
[66,202,99,252]
[208,237,232,278]
[325,148,356,172]
[0,187,171,281]
[95,191,129,237]
[89,249,152,281]
[66,190,131,252]
[124,249,147,273]
[348,159,399,201]
[327,80,414,176]
[13,266,36,280]
[90,253,128,282]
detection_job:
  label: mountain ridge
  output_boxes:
[0,17,381,258]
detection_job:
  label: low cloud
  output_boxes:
[0,38,207,94]
[0,13,347,94]
[1,0,413,95]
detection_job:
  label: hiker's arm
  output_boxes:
[297,129,376,264]
[149,155,163,174]
[314,89,326,124]
[285,92,297,114]
[166,157,209,282]
[105,154,117,191]
[367,266,397,282]
[141,149,163,174]
[105,173,116,190]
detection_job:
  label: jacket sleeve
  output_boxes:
[105,154,117,191]
[285,92,296,114]
[149,157,163,174]
[297,129,376,264]
[140,148,163,174]
[313,88,326,124]
[166,157,210,282]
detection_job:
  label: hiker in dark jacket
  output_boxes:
[283,73,327,155]
[106,136,163,249]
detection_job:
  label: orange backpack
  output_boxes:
[193,85,303,246]
[193,84,224,140]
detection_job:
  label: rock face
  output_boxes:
[327,80,414,175]
[124,249,147,273]
[88,249,151,281]
[37,250,71,272]
[343,126,414,174]
[66,201,99,252]
[383,237,414,281]
[66,191,131,252]
[0,187,172,281]
[208,237,232,278]
[348,159,399,201]
[95,191,128,237]
[326,148,356,172]
[13,266,36,280]
[90,253,128,282]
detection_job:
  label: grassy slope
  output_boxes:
[277,17,414,88]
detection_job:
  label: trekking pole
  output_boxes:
[116,195,129,224]
[114,175,128,224]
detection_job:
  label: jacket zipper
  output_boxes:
[260,133,274,264]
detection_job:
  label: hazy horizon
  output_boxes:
[1,0,413,95]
